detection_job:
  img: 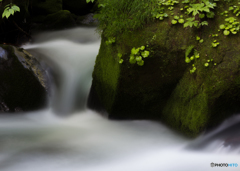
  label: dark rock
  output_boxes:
[0,44,48,113]
[37,10,76,30]
[75,13,98,26]
[62,0,95,15]
[30,0,62,16]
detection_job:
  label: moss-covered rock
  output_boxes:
[31,0,62,16]
[89,0,240,137]
[0,44,48,112]
[37,10,76,30]
[62,0,95,15]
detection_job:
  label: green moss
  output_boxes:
[92,37,120,112]
[95,0,156,38]
[91,0,240,136]
[162,73,209,137]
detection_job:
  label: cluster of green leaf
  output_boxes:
[152,0,179,21]
[219,17,240,35]
[0,1,20,19]
[151,0,218,29]
[183,0,218,28]
[94,0,157,38]
[204,59,215,67]
[187,0,216,16]
[211,40,219,47]
[129,46,150,66]
[105,37,115,45]
[184,46,201,74]
[196,36,204,43]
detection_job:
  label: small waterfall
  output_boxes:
[0,27,238,171]
[22,27,100,114]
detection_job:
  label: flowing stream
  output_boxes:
[0,27,239,171]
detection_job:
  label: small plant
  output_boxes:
[212,40,220,47]
[171,19,178,24]
[185,45,194,63]
[178,18,185,23]
[196,36,204,43]
[129,46,150,66]
[220,17,240,36]
[204,63,209,67]
[105,37,115,45]
[187,2,216,16]
[184,17,199,28]
[190,65,197,74]
[2,2,20,19]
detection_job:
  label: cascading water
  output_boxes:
[0,27,239,171]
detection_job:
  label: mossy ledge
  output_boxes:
[89,0,240,137]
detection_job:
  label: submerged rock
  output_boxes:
[0,45,48,113]
[89,1,240,137]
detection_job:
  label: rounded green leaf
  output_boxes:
[224,30,230,36]
[140,46,145,50]
[131,47,139,55]
[171,19,177,24]
[119,59,123,64]
[141,50,150,58]
[5,11,11,19]
[137,60,144,66]
[219,24,225,29]
[129,58,136,64]
[12,5,20,12]
[178,19,184,24]
[185,57,191,63]
[174,16,179,20]
[9,9,14,15]
[136,56,142,62]
[204,63,209,67]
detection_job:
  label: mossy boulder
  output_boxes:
[37,10,76,30]
[31,0,62,16]
[0,45,48,112]
[89,0,240,137]
[62,0,95,15]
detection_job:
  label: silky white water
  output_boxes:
[0,27,239,171]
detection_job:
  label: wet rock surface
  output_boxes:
[0,44,48,113]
